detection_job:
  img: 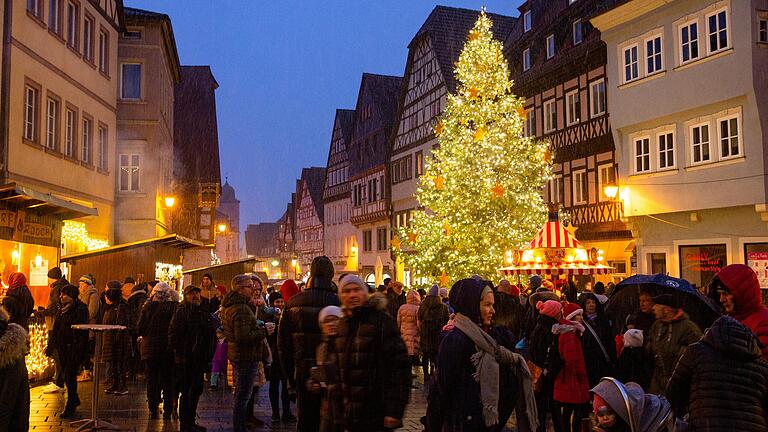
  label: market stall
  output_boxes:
[182,257,259,288]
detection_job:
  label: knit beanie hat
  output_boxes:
[563,302,583,321]
[269,292,283,306]
[497,279,512,294]
[47,267,63,279]
[61,284,79,300]
[439,287,448,298]
[623,329,643,348]
[318,305,344,324]
[340,275,367,292]
[542,279,555,291]
[280,279,300,302]
[106,287,122,303]
[536,300,562,319]
[79,275,94,286]
[529,275,543,290]
[428,284,439,297]
[310,256,335,279]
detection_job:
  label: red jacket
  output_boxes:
[718,264,768,357]
[552,320,589,404]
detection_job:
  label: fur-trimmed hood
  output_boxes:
[0,322,28,368]
[552,320,585,335]
[366,291,388,311]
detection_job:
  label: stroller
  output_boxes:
[591,377,686,432]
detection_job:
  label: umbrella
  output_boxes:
[605,274,721,333]
[374,256,384,288]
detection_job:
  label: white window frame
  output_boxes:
[83,15,94,62]
[573,170,588,205]
[622,44,639,83]
[82,117,91,164]
[573,19,583,46]
[64,108,75,157]
[523,10,531,32]
[598,164,616,201]
[550,174,563,204]
[679,19,700,64]
[543,99,557,133]
[546,34,555,59]
[524,108,535,137]
[589,79,606,118]
[759,18,768,43]
[66,0,78,49]
[119,153,141,192]
[645,33,664,75]
[98,30,108,73]
[98,125,107,170]
[689,122,711,165]
[634,136,651,174]
[522,48,531,71]
[566,90,580,126]
[23,85,37,142]
[45,97,58,150]
[717,113,741,160]
[656,129,676,170]
[706,8,730,55]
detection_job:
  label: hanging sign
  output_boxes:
[0,209,53,240]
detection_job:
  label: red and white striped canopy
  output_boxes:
[499,263,614,276]
[527,221,584,249]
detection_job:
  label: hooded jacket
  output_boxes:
[648,311,702,394]
[397,290,421,356]
[666,315,768,431]
[717,264,768,357]
[333,292,411,431]
[79,284,100,324]
[1,283,34,331]
[127,288,148,335]
[552,320,589,404]
[221,290,267,364]
[0,308,29,432]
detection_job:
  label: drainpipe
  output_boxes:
[0,0,13,183]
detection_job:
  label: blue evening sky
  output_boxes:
[126,1,524,229]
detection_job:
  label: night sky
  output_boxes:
[126,1,524,229]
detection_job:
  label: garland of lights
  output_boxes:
[62,221,110,251]
[395,12,552,283]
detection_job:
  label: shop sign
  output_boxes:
[747,251,768,289]
[0,210,53,240]
[30,260,49,286]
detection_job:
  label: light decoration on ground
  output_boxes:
[62,221,110,251]
[396,11,552,282]
[26,319,53,380]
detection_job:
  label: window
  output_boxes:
[543,99,557,133]
[623,45,639,83]
[83,15,94,62]
[590,79,606,117]
[719,115,740,158]
[648,253,667,275]
[377,227,388,251]
[363,230,372,252]
[81,117,91,163]
[522,48,531,71]
[566,90,580,126]
[48,0,61,34]
[573,170,588,205]
[707,9,728,53]
[23,85,38,142]
[634,137,650,173]
[759,19,768,43]
[415,151,424,177]
[646,35,663,74]
[66,1,79,50]
[679,244,727,289]
[573,19,583,45]
[120,63,141,99]
[524,108,536,137]
[680,21,699,63]
[123,29,141,39]
[119,154,140,192]
[45,97,59,150]
[98,29,109,73]
[98,125,107,170]
[546,34,555,59]
[599,164,616,201]
[523,10,531,32]
[657,131,675,169]
[64,108,76,157]
[549,175,563,204]
[690,123,710,164]
[27,0,41,17]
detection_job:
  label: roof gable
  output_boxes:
[299,167,327,222]
[325,109,355,169]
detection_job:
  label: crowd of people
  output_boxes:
[0,258,767,431]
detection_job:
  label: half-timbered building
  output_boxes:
[294,167,326,275]
[322,109,356,278]
[389,6,515,285]
[349,73,403,283]
[504,0,632,283]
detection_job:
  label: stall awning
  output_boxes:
[0,183,97,220]
[500,263,615,276]
[61,234,204,261]
[528,221,584,249]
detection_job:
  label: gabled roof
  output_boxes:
[325,108,355,168]
[124,7,181,83]
[300,167,327,223]
[411,6,516,92]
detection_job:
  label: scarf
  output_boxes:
[453,313,539,431]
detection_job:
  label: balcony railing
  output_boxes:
[542,115,613,161]
[570,200,624,226]
[351,200,388,225]
[323,183,350,200]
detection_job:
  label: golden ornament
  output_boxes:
[544,148,553,164]
[491,183,506,199]
[434,121,444,137]
[443,222,452,236]
[391,235,402,250]
[517,106,527,119]
[468,87,479,100]
[439,271,450,287]
[474,125,487,141]
[468,30,480,42]
[434,175,445,190]
[407,231,418,244]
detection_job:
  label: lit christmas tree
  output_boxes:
[396,12,552,282]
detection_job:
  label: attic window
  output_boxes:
[123,29,141,39]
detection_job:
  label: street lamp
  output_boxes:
[217,223,227,233]
[271,260,280,267]
[164,196,176,208]
[603,183,619,200]
[350,245,358,255]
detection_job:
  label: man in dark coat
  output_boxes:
[2,272,34,331]
[0,305,30,431]
[44,267,69,392]
[169,285,215,432]
[417,285,449,381]
[666,315,768,431]
[334,275,410,431]
[267,292,294,421]
[126,282,148,380]
[137,282,177,419]
[278,256,340,432]
[101,281,132,395]
[385,280,407,319]
[200,273,221,314]
[46,285,88,418]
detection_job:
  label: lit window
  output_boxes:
[119,154,140,192]
[680,21,699,63]
[590,79,606,117]
[646,35,663,74]
[657,131,675,170]
[573,19,583,45]
[690,123,710,164]
[598,164,616,201]
[546,34,555,59]
[634,137,650,173]
[623,45,639,83]
[522,48,531,71]
[707,9,728,53]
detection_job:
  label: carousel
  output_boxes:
[499,216,614,277]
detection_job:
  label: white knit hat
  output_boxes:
[623,329,644,348]
[318,305,344,324]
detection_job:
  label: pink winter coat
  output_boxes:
[397,290,421,356]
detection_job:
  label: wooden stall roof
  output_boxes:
[61,234,204,261]
[0,182,98,220]
[182,257,260,275]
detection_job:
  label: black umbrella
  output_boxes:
[605,274,721,333]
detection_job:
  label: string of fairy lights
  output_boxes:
[394,12,553,283]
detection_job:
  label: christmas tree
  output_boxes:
[395,12,552,282]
